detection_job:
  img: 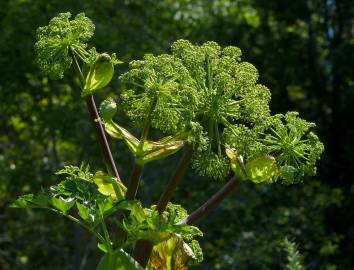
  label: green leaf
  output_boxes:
[225,145,247,180]
[10,194,49,209]
[245,155,279,183]
[97,242,109,253]
[76,202,90,220]
[136,138,185,165]
[105,121,140,154]
[92,171,126,200]
[82,53,115,96]
[149,235,195,270]
[51,197,76,214]
[105,121,186,165]
[97,249,144,270]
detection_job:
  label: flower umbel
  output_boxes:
[262,112,324,183]
[171,40,271,180]
[35,12,95,79]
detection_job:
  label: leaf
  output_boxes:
[149,235,195,270]
[51,197,76,214]
[105,121,186,165]
[105,121,140,154]
[97,242,109,253]
[92,172,126,200]
[137,231,171,245]
[137,139,185,165]
[82,53,115,96]
[10,194,49,209]
[97,249,144,270]
[76,202,90,220]
[119,200,146,223]
[245,155,279,183]
[225,145,247,180]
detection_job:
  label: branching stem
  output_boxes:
[180,176,241,225]
[125,163,144,200]
[133,145,193,267]
[125,98,156,200]
[157,145,194,214]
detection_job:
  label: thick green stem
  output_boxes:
[85,95,121,181]
[125,98,156,200]
[180,176,241,225]
[71,52,121,182]
[156,145,194,214]
[133,145,193,267]
[125,163,144,200]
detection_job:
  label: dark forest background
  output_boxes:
[0,0,353,269]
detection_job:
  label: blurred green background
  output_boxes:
[0,0,353,269]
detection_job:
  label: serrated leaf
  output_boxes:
[51,197,76,214]
[10,194,49,209]
[92,172,126,200]
[76,202,90,220]
[97,249,144,270]
[245,155,279,183]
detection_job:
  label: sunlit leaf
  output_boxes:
[51,197,76,214]
[245,155,279,183]
[225,145,247,180]
[105,121,140,154]
[82,53,115,96]
[149,234,195,270]
[137,139,185,165]
[10,194,49,209]
[97,249,144,270]
[76,202,90,220]
[93,171,126,200]
[97,242,109,253]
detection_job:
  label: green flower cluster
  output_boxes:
[262,112,324,183]
[35,12,95,79]
[120,54,198,134]
[35,12,121,96]
[119,40,323,183]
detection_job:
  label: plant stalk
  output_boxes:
[71,52,121,181]
[156,145,194,214]
[84,95,121,181]
[125,163,144,200]
[132,240,154,268]
[124,98,155,200]
[132,145,193,267]
[180,176,240,225]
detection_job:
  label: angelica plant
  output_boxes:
[12,12,324,270]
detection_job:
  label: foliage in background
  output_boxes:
[0,0,353,269]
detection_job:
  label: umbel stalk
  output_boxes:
[84,95,121,181]
[156,145,194,214]
[133,146,194,267]
[181,176,241,225]
[71,53,121,182]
